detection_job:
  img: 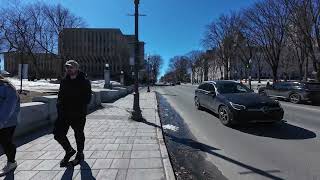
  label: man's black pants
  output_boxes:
[0,126,16,163]
[53,116,86,153]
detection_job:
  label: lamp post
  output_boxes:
[147,55,150,92]
[131,0,143,121]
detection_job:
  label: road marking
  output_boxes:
[281,102,320,113]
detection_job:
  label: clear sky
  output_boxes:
[1,0,256,77]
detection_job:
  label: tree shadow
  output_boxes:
[201,108,316,140]
[139,119,284,180]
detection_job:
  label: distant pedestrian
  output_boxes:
[0,74,20,176]
[54,60,91,167]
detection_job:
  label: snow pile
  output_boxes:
[7,78,121,92]
[162,124,179,132]
[7,78,60,92]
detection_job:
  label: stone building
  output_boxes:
[4,52,61,79]
[59,28,145,81]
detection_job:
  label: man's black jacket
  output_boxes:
[57,71,91,118]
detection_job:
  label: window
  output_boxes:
[207,84,215,92]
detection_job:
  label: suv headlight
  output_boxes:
[230,102,246,110]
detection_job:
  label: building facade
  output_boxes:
[59,28,145,81]
[4,52,61,79]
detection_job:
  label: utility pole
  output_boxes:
[131,0,143,121]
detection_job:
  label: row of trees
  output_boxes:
[141,54,164,84]
[0,1,85,78]
[161,0,320,83]
[202,0,320,82]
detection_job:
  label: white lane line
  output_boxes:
[280,102,320,113]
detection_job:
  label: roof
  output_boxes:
[203,80,238,84]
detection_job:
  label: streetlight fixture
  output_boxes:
[131,0,143,121]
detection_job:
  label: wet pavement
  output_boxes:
[156,93,227,180]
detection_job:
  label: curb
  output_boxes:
[153,92,176,180]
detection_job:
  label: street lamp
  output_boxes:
[131,0,143,121]
[147,55,150,92]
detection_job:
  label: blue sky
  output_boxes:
[1,0,256,77]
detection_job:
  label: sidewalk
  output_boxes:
[0,91,175,180]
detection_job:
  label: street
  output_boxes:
[155,84,320,180]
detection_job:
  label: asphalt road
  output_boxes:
[154,84,320,180]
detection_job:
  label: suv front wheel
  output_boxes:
[289,93,301,104]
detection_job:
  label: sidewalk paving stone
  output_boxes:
[0,91,175,180]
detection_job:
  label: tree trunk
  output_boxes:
[272,67,278,83]
[299,63,303,81]
[304,57,309,81]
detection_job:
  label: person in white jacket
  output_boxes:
[0,74,20,176]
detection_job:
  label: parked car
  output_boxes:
[195,81,284,126]
[258,81,320,104]
[176,81,181,85]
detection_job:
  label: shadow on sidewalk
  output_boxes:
[139,119,284,180]
[79,161,96,180]
[60,161,96,180]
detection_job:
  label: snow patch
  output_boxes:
[163,124,179,132]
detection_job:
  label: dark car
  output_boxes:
[194,81,284,126]
[258,81,320,104]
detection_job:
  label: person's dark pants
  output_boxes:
[53,116,86,154]
[0,126,16,163]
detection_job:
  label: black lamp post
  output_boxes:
[131,0,143,121]
[147,55,150,92]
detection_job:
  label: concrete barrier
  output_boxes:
[113,87,127,97]
[15,102,49,137]
[16,86,133,137]
[92,89,102,106]
[32,95,58,123]
[100,89,121,103]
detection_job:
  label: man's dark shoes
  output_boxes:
[70,153,84,166]
[60,149,76,167]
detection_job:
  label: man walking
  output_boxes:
[54,60,91,167]
[0,74,20,176]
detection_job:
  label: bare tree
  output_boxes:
[148,54,163,84]
[285,0,317,81]
[169,56,190,82]
[244,0,290,82]
[186,50,203,83]
[202,13,240,80]
[0,2,41,79]
[41,3,86,54]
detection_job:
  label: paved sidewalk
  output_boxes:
[0,91,175,180]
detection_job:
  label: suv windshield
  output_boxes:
[216,83,252,94]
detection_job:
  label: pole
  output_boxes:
[147,55,150,92]
[131,0,143,121]
[20,51,23,94]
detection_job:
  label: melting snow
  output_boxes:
[163,124,179,132]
